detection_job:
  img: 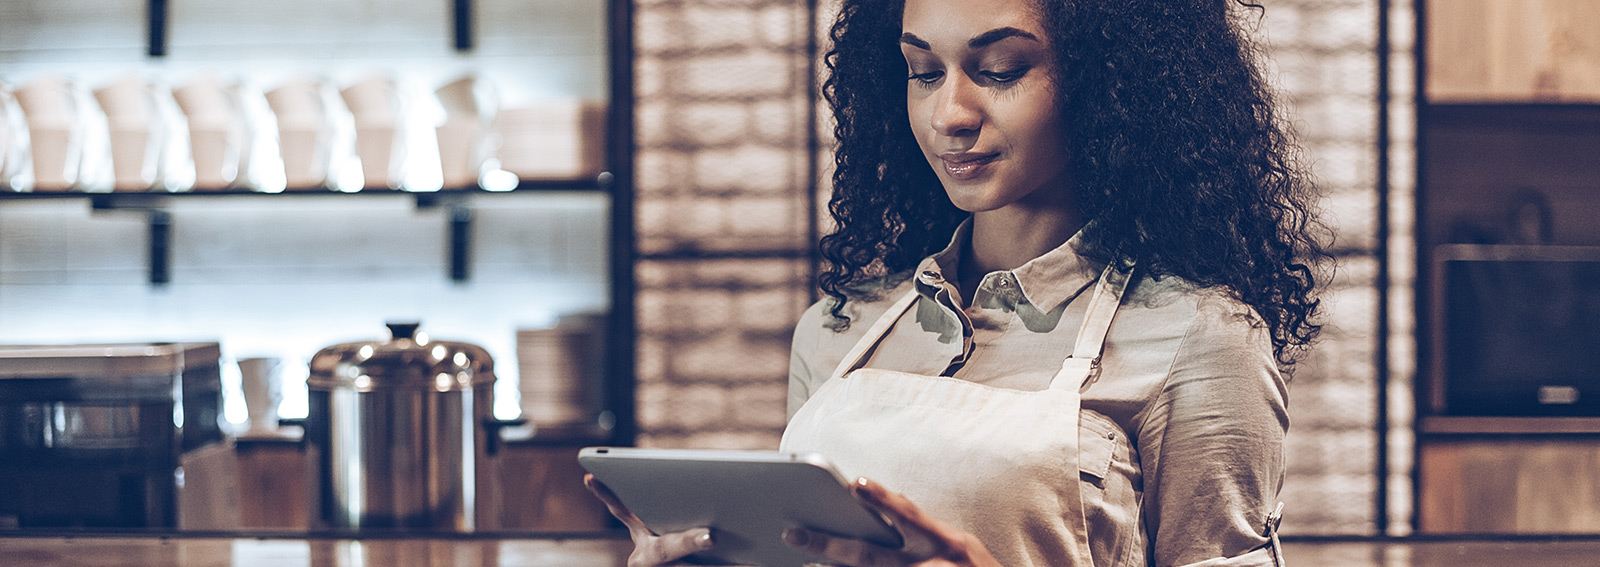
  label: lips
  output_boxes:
[938,152,999,181]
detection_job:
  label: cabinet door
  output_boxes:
[1427,0,1600,102]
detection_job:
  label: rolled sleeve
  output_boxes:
[1173,547,1283,567]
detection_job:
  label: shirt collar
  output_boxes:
[912,219,970,296]
[1013,226,1103,313]
[913,217,1103,313]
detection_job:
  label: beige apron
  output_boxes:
[780,263,1132,567]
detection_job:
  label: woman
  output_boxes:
[588,0,1323,565]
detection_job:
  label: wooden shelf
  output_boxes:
[1420,416,1600,435]
[0,176,611,204]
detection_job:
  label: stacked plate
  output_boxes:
[494,100,606,181]
[516,314,607,437]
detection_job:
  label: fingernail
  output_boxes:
[782,528,809,546]
[695,530,714,549]
[853,477,876,500]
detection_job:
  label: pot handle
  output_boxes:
[386,322,422,341]
[483,417,527,456]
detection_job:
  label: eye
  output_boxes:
[980,67,1028,84]
[907,70,944,86]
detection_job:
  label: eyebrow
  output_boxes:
[899,27,1040,50]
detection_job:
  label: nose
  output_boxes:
[930,75,981,137]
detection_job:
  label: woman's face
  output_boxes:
[901,0,1068,213]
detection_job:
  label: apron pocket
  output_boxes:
[1077,412,1121,487]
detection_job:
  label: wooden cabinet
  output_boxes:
[1427,0,1600,102]
[1419,438,1600,533]
[1416,1,1600,534]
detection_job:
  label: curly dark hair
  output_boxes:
[817,0,1327,364]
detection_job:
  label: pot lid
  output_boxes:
[307,322,495,392]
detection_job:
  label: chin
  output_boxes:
[942,183,1017,213]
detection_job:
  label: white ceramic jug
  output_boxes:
[14,75,82,191]
[93,75,164,191]
[340,75,404,190]
[174,73,246,190]
[434,76,497,188]
[266,77,335,189]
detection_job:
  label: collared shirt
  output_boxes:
[787,220,1289,567]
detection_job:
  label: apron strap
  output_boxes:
[1050,261,1134,391]
[827,289,921,382]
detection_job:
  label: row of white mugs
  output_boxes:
[0,73,605,193]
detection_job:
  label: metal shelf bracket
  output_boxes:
[414,193,473,283]
[91,195,172,286]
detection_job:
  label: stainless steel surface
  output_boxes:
[0,343,210,381]
[0,342,223,452]
[308,323,493,393]
[305,323,499,532]
[0,342,223,528]
[32,402,143,449]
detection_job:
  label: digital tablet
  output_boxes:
[578,447,904,567]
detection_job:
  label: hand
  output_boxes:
[782,477,1004,567]
[583,473,718,567]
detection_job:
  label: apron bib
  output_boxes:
[781,263,1132,567]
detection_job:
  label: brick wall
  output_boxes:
[632,0,816,448]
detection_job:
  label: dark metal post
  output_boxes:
[449,205,472,282]
[149,209,171,285]
[805,0,821,303]
[1374,0,1393,536]
[453,0,474,52]
[607,0,637,446]
[148,0,168,57]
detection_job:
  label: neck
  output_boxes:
[964,206,1081,275]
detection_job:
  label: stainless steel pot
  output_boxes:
[305,323,501,531]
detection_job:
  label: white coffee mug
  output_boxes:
[238,357,283,435]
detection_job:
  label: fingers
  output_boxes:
[583,474,652,535]
[636,527,713,566]
[584,475,718,567]
[784,527,900,567]
[850,478,949,559]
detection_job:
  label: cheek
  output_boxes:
[905,96,935,148]
[1018,95,1066,159]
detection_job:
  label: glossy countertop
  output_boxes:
[0,533,632,567]
[2,533,1599,567]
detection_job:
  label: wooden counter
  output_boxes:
[0,534,632,567]
[2,534,1599,567]
[208,437,609,532]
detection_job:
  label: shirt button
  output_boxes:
[919,270,943,284]
[997,276,1011,288]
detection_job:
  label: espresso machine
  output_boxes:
[0,343,222,528]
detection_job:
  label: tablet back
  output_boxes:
[579,448,903,567]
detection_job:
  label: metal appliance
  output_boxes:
[305,323,505,531]
[0,342,222,528]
